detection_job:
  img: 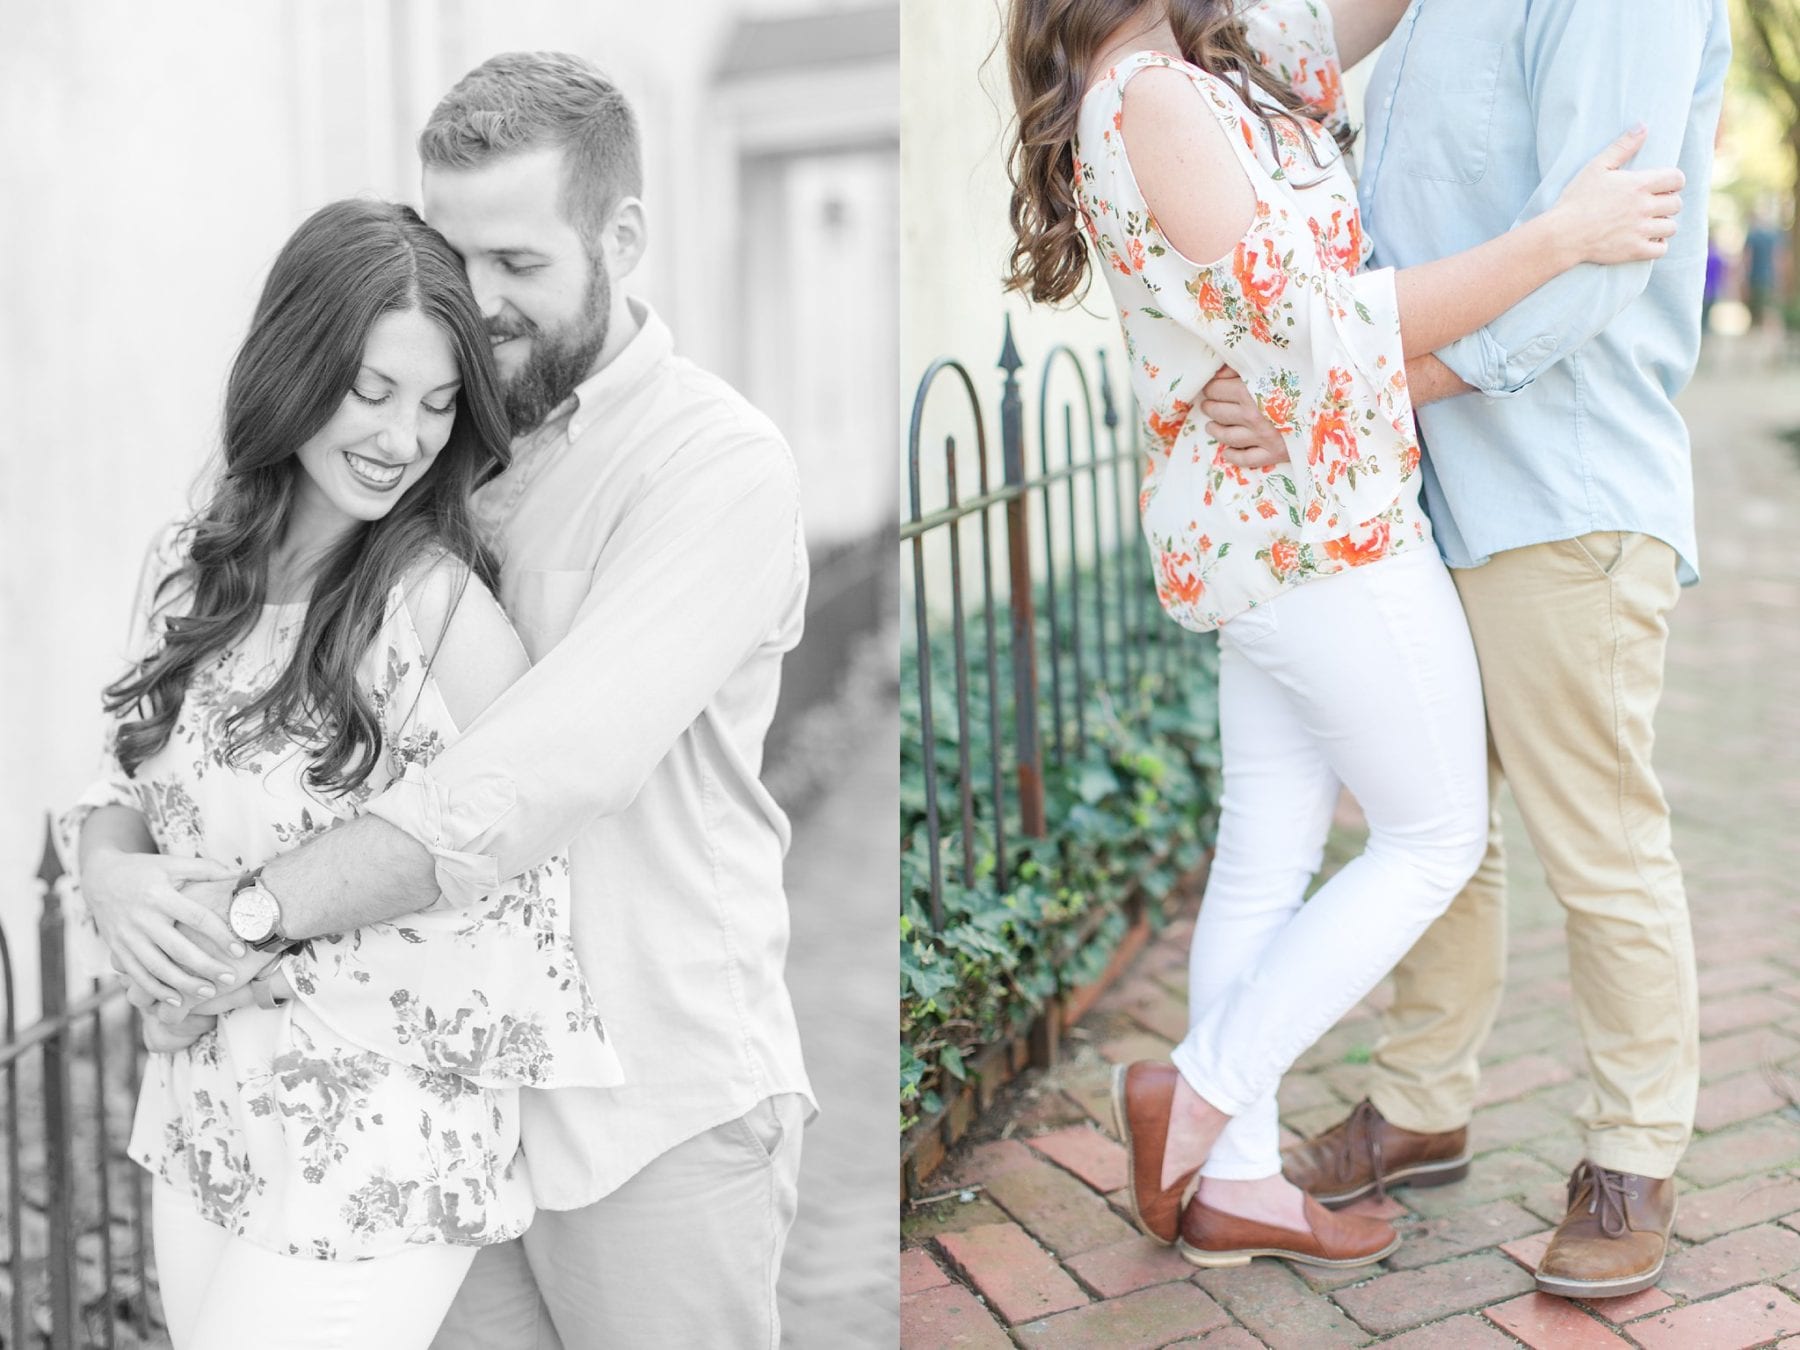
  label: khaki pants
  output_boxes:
[430,1094,807,1350]
[1367,532,1699,1179]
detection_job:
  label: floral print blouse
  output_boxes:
[59,524,624,1261]
[1074,0,1432,632]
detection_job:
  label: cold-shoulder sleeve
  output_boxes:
[282,581,622,1092]
[55,523,193,890]
[1096,56,1418,542]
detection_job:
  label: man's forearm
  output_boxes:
[258,814,440,939]
[1406,354,1476,407]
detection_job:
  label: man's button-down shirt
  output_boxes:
[369,300,814,1207]
[1358,0,1731,582]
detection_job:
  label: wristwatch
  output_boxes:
[228,867,288,952]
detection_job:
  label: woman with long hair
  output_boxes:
[1004,0,1682,1268]
[59,198,621,1348]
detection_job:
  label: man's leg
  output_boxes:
[431,1238,562,1350]
[1367,742,1510,1135]
[1454,532,1697,1177]
[523,1093,807,1349]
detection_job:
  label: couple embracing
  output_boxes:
[61,52,811,1349]
[1005,0,1727,1300]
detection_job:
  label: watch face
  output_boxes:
[229,884,280,944]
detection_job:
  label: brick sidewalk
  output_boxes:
[900,357,1800,1348]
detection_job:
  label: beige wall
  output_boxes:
[0,0,895,1009]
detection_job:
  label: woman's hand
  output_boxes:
[1549,126,1685,266]
[82,847,246,1009]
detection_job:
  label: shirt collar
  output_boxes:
[565,298,673,444]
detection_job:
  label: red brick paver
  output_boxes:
[937,1223,1089,1324]
[902,366,1800,1347]
[1481,1292,1630,1348]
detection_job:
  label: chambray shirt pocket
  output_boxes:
[1391,35,1503,185]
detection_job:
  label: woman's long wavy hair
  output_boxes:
[1004,0,1350,305]
[105,199,509,796]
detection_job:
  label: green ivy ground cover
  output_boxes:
[900,564,1222,1133]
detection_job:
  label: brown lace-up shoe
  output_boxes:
[1535,1162,1676,1299]
[1111,1062,1199,1245]
[1178,1192,1400,1269]
[1280,1099,1471,1207]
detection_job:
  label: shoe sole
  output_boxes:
[1533,1198,1675,1300]
[1110,1064,1175,1248]
[1309,1155,1472,1209]
[1178,1229,1402,1270]
[1533,1256,1666,1300]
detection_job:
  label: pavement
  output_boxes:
[780,708,902,1348]
[899,352,1800,1348]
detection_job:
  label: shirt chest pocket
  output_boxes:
[510,568,592,657]
[1389,34,1503,185]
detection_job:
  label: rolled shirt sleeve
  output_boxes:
[366,430,804,906]
[1434,0,1712,397]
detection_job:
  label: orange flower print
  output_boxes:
[1312,60,1342,118]
[1309,210,1362,275]
[1256,499,1278,520]
[1324,519,1391,568]
[1305,500,1323,523]
[1308,367,1358,468]
[1240,118,1256,151]
[1198,534,1213,552]
[1157,549,1205,607]
[1257,383,1298,435]
[1267,537,1298,580]
[1146,398,1195,455]
[1231,239,1288,342]
[1128,237,1146,272]
[1192,273,1228,320]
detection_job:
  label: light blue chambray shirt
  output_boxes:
[1357,0,1731,584]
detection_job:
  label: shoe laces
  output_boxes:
[1341,1099,1387,1200]
[1570,1161,1636,1239]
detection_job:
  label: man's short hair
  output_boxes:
[418,51,643,245]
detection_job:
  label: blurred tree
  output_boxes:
[1735,0,1800,286]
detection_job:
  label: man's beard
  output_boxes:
[494,257,611,438]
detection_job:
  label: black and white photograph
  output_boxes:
[0,2,898,1346]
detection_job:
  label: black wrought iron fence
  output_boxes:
[2,822,160,1350]
[899,318,1221,1192]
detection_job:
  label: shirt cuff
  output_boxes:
[365,761,516,909]
[1436,327,1560,399]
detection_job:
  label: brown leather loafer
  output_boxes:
[1178,1192,1400,1269]
[1535,1162,1676,1299]
[1111,1062,1198,1245]
[1281,1099,1471,1207]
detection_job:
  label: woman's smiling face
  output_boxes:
[291,306,463,529]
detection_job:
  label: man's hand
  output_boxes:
[1202,367,1291,469]
[82,849,245,1008]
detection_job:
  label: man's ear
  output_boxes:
[601,198,648,280]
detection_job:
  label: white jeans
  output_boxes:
[430,1093,807,1350]
[1173,547,1489,1180]
[154,1183,476,1350]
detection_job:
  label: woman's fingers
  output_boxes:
[160,857,241,883]
[128,936,216,1004]
[162,890,246,959]
[151,926,237,988]
[114,947,183,1009]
